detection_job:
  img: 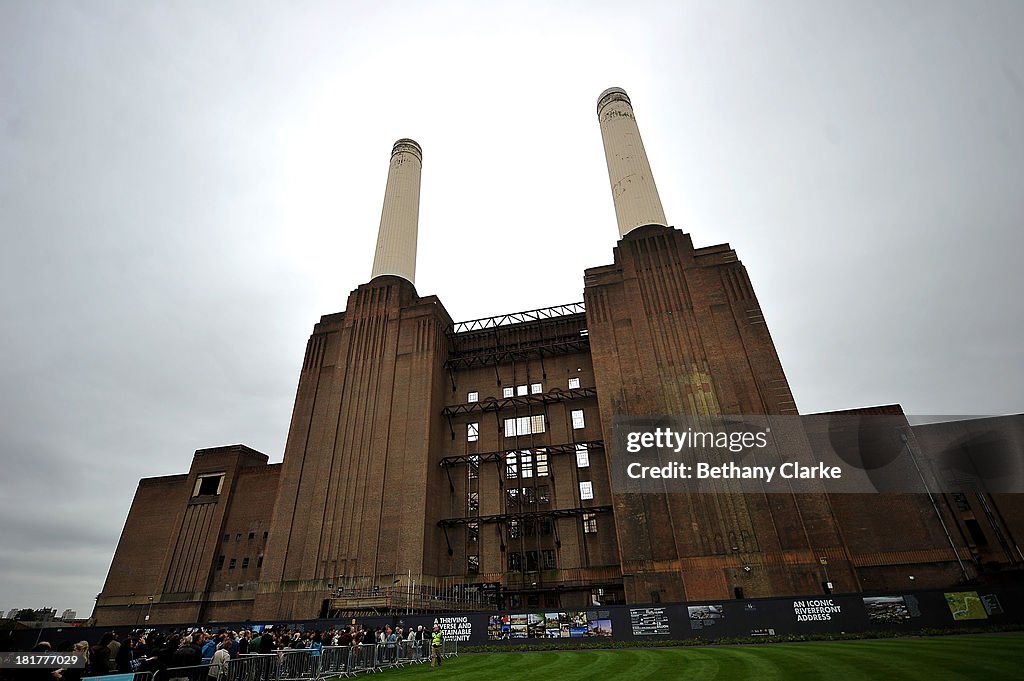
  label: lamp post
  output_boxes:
[145,596,154,622]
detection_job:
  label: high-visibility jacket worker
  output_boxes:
[430,625,444,668]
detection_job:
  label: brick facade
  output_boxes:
[94,230,1018,625]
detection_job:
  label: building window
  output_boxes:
[568,377,581,389]
[257,555,264,568]
[506,487,519,507]
[576,443,590,468]
[531,382,542,394]
[522,486,537,506]
[538,485,550,505]
[467,422,479,442]
[583,513,598,534]
[262,531,268,540]
[542,549,556,569]
[223,534,230,542]
[467,391,479,403]
[468,491,479,514]
[248,532,255,540]
[571,409,585,429]
[468,555,480,574]
[193,473,225,497]
[229,558,237,570]
[580,481,594,500]
[216,555,225,570]
[506,452,518,479]
[235,533,242,541]
[503,387,515,398]
[468,522,479,543]
[504,415,545,437]
[517,384,529,396]
[508,519,521,539]
[536,451,549,476]
[521,452,533,478]
[508,552,523,572]
[468,455,480,480]
[242,557,250,569]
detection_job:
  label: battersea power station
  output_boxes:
[93,88,1024,626]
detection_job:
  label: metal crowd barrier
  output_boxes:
[159,664,217,681]
[218,640,456,681]
[314,647,350,678]
[84,672,155,681]
[347,644,379,675]
[227,653,277,681]
[276,650,320,681]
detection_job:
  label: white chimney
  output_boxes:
[370,138,422,283]
[596,88,667,237]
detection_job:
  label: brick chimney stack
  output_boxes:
[596,88,668,237]
[370,138,423,283]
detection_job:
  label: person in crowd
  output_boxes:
[58,641,90,681]
[258,631,274,655]
[406,626,417,660]
[153,634,180,677]
[236,631,249,656]
[200,633,217,664]
[105,635,120,672]
[172,634,201,668]
[89,634,113,676]
[115,636,136,674]
[208,641,230,681]
[415,625,428,660]
[24,643,57,681]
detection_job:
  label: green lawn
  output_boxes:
[360,634,1024,680]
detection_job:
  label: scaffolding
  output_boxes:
[450,302,586,334]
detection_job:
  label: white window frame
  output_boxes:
[467,422,479,442]
[530,382,542,394]
[579,480,594,500]
[505,452,518,479]
[503,386,515,398]
[536,451,549,477]
[517,384,529,396]
[193,473,225,497]
[576,443,590,468]
[571,409,585,429]
[504,415,546,437]
[568,377,581,389]
[467,391,479,403]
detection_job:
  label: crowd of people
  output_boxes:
[18,622,446,681]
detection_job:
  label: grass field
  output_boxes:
[362,633,1024,680]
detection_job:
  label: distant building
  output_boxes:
[93,89,1023,626]
[60,609,77,621]
[33,608,56,622]
[5,608,18,619]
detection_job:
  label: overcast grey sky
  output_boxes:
[1,1,1022,617]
